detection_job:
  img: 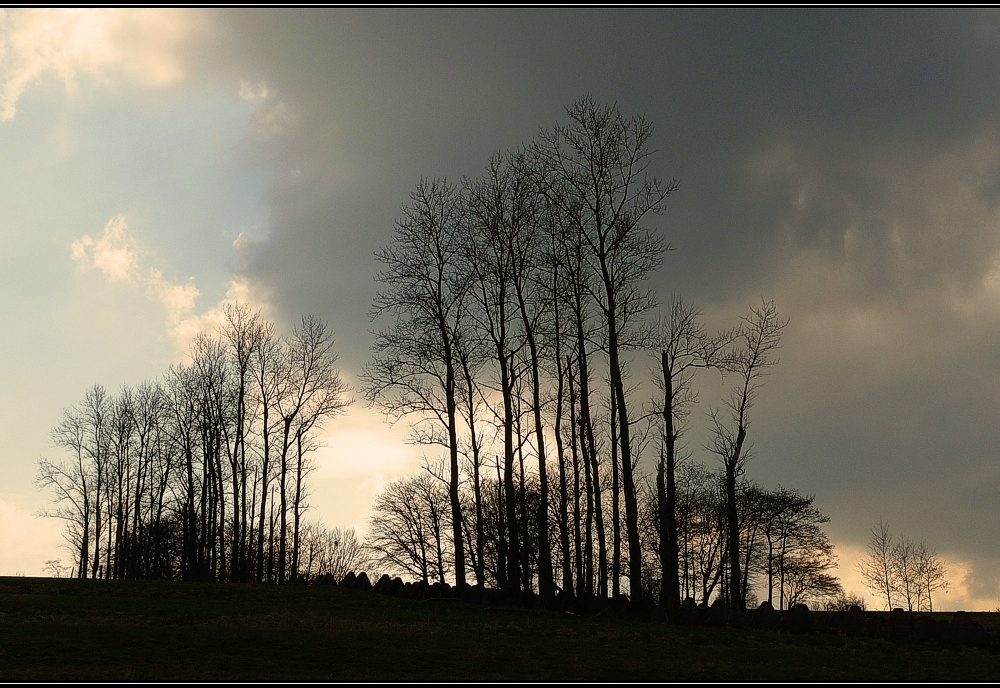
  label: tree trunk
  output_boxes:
[726,424,747,612]
[659,350,680,619]
[611,387,621,598]
[575,314,606,597]
[568,359,584,596]
[555,342,573,595]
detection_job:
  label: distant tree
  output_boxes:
[220,302,265,583]
[37,385,112,579]
[298,523,367,583]
[43,559,70,578]
[275,315,351,584]
[824,591,866,612]
[858,519,897,610]
[914,541,948,613]
[366,472,452,583]
[891,534,919,612]
[673,462,728,604]
[38,306,346,586]
[780,542,842,608]
[250,317,283,583]
[756,487,836,610]
[859,523,949,613]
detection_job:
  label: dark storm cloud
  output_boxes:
[218,9,1000,308]
[210,9,1000,597]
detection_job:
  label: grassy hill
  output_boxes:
[0,576,998,680]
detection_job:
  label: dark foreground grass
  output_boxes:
[0,577,998,680]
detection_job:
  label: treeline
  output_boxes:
[367,464,840,611]
[362,95,837,615]
[37,307,349,583]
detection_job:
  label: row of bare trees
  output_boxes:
[366,461,840,610]
[362,96,819,613]
[858,520,949,612]
[37,306,349,583]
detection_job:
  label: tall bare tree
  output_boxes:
[220,303,264,582]
[651,296,730,617]
[914,541,948,613]
[536,95,677,598]
[39,307,347,586]
[364,178,468,586]
[859,522,950,613]
[462,156,529,591]
[278,315,350,583]
[708,299,786,612]
[251,319,282,583]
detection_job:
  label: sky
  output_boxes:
[2,8,1000,609]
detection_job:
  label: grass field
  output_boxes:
[1,576,998,680]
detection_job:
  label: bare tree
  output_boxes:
[40,385,113,579]
[367,473,452,583]
[251,319,282,583]
[756,488,839,610]
[37,392,98,579]
[782,551,843,608]
[454,327,488,586]
[914,541,948,613]
[220,303,264,582]
[891,534,919,612]
[651,296,730,617]
[506,151,557,600]
[364,178,468,586]
[708,299,786,612]
[550,207,607,597]
[825,592,867,612]
[858,519,896,610]
[275,315,350,584]
[536,95,677,599]
[462,157,528,592]
[43,559,71,578]
[298,522,367,583]
[859,522,950,613]
[38,306,347,586]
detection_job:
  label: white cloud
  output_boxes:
[236,78,295,143]
[73,214,275,356]
[0,8,200,121]
[71,214,140,282]
[146,267,198,323]
[166,275,275,356]
[238,78,268,102]
[247,96,295,143]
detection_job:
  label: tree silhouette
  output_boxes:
[364,178,469,587]
[708,299,786,612]
[38,308,348,584]
[536,95,677,598]
[651,296,730,617]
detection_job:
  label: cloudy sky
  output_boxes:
[3,8,1000,609]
